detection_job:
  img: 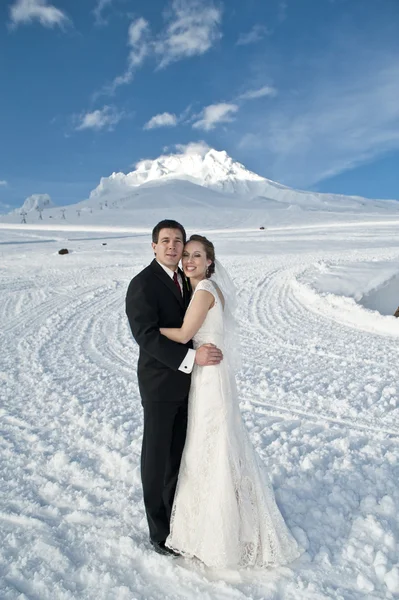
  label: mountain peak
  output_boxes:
[132,144,265,188]
[89,144,267,202]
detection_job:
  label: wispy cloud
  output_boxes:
[239,85,277,100]
[174,141,210,156]
[93,0,113,26]
[236,24,268,46]
[278,1,287,23]
[75,105,124,131]
[144,112,178,130]
[9,0,70,29]
[0,180,8,186]
[155,0,222,68]
[150,84,276,135]
[109,17,150,92]
[193,103,238,131]
[107,0,222,93]
[185,84,276,133]
[238,58,399,188]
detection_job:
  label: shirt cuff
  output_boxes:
[178,349,196,374]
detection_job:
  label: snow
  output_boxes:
[1,149,399,599]
[90,145,265,199]
[5,146,399,222]
[15,193,54,214]
[79,146,399,213]
[296,259,399,336]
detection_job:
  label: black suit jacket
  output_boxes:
[126,259,193,403]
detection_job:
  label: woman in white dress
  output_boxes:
[160,235,301,569]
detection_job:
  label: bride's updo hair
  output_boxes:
[189,234,215,278]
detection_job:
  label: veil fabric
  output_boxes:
[210,259,242,372]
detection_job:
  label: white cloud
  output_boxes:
[236,25,268,46]
[144,112,178,130]
[9,0,69,28]
[193,103,239,131]
[174,141,210,156]
[168,86,275,136]
[155,0,222,68]
[75,105,124,131]
[128,18,151,66]
[106,0,222,93]
[93,0,113,26]
[142,140,210,167]
[0,180,8,186]
[239,85,277,100]
[109,17,150,92]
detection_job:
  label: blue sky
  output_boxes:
[1,0,398,211]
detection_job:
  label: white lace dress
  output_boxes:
[166,279,301,568]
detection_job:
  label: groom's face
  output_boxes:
[152,228,184,270]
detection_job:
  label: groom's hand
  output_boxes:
[195,343,223,366]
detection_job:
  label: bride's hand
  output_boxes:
[195,343,223,366]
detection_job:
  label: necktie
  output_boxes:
[173,271,181,295]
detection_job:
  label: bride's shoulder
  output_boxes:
[197,279,224,306]
[196,279,215,293]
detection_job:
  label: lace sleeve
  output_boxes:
[195,279,219,302]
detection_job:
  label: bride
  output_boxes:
[159,234,301,569]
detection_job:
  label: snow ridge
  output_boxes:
[16,194,54,214]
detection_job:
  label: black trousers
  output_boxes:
[141,399,188,543]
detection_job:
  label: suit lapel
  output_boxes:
[151,259,184,307]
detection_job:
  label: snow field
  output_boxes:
[1,220,399,599]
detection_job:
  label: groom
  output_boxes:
[125,219,223,556]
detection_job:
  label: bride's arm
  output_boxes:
[160,290,214,344]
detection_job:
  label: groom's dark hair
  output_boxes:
[152,219,187,244]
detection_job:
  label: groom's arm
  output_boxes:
[160,291,223,367]
[126,276,189,371]
[160,290,214,344]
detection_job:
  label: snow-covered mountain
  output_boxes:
[2,145,399,228]
[88,145,265,201]
[85,144,399,212]
[15,193,54,214]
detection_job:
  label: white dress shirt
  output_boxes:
[156,261,196,374]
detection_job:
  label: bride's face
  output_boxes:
[182,241,211,279]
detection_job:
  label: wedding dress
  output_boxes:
[166,278,301,568]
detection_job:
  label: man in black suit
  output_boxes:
[126,219,222,556]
